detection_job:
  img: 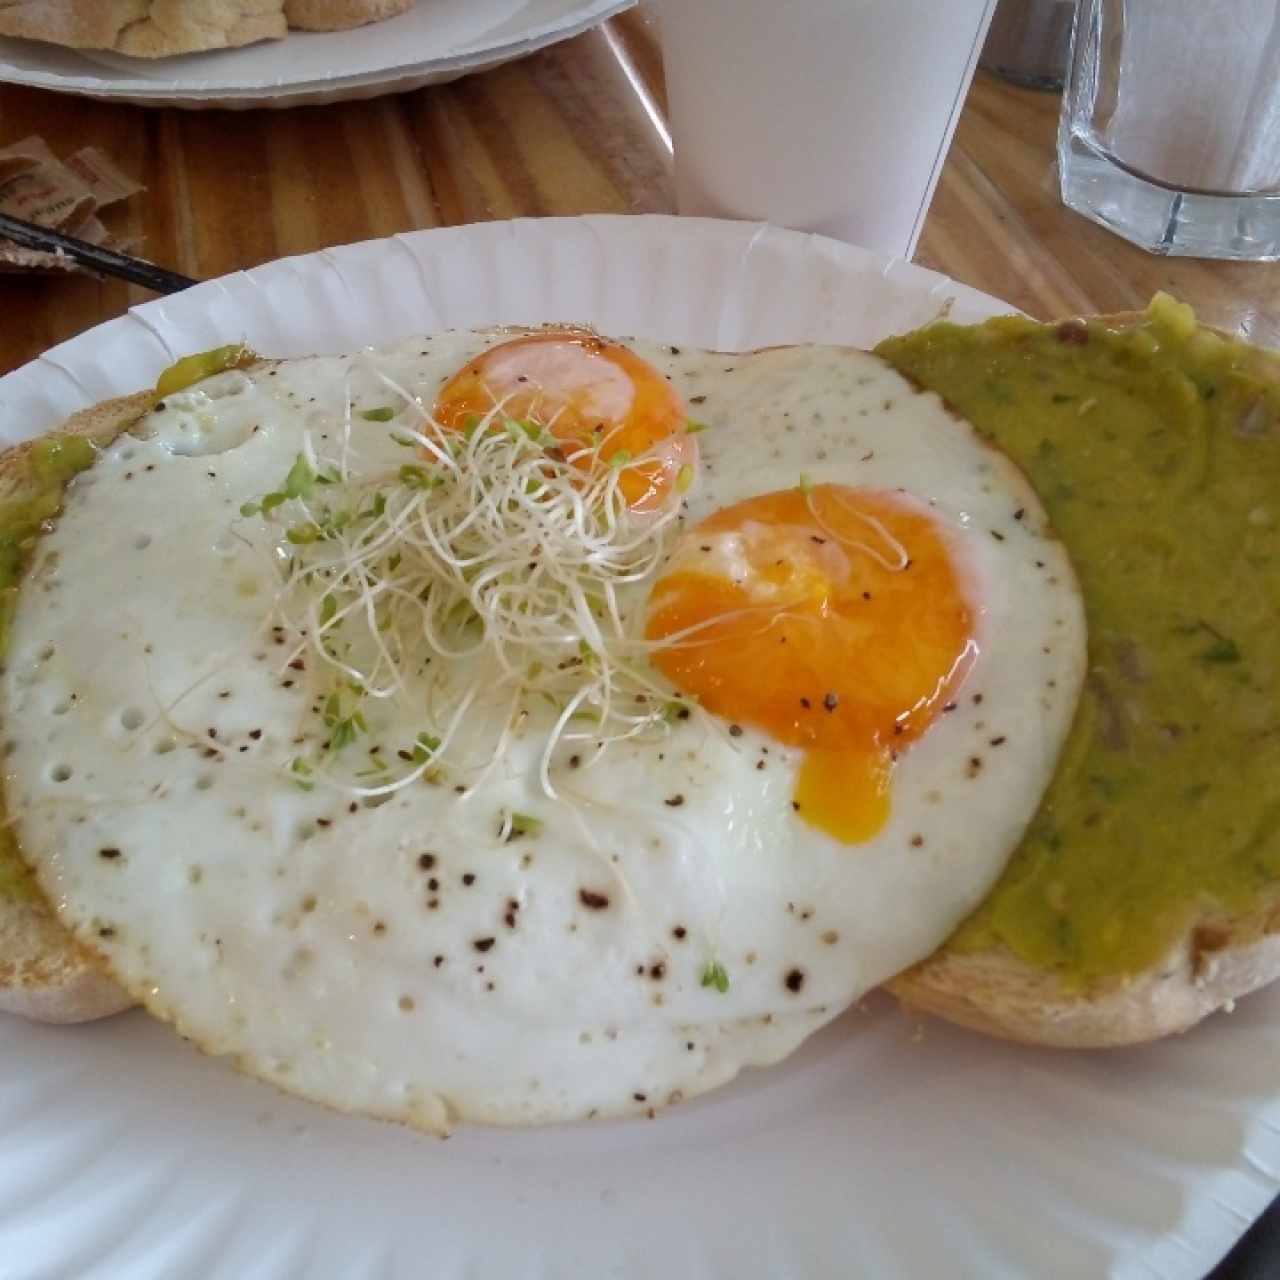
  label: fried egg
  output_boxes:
[1,332,1086,1129]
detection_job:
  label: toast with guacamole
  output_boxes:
[2,295,1278,1050]
[878,295,1280,1046]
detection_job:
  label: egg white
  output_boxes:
[2,334,1085,1128]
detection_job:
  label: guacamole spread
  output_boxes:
[877,293,1280,985]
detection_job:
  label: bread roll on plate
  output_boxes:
[0,0,415,55]
[0,1,288,56]
[877,297,1280,1048]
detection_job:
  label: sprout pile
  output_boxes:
[241,387,698,801]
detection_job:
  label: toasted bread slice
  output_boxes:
[283,0,411,31]
[0,871,133,1022]
[0,390,154,1023]
[0,0,287,56]
[889,901,1280,1049]
[888,310,1280,1048]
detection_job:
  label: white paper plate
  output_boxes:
[0,0,630,109]
[0,216,1276,1279]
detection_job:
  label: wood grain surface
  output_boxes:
[0,5,1276,381]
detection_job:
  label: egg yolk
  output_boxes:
[645,485,978,843]
[433,331,696,511]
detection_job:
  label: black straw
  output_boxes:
[0,212,197,295]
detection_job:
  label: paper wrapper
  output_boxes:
[0,136,141,274]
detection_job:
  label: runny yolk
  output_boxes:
[432,331,696,511]
[645,484,978,843]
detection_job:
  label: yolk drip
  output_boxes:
[645,485,978,843]
[433,331,696,511]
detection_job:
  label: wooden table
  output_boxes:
[1,6,1278,379]
[0,12,1275,1276]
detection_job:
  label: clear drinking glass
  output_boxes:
[1058,0,1280,260]
[980,0,1075,91]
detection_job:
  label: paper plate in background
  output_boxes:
[0,216,1276,1279]
[0,0,631,109]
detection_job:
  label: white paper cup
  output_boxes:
[660,0,997,260]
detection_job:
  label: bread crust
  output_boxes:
[890,905,1280,1049]
[283,0,412,31]
[0,890,134,1023]
[890,309,1280,1048]
[0,0,146,48]
[0,390,154,1024]
[0,0,410,53]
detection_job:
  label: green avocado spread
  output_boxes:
[153,342,256,399]
[876,293,1280,985]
